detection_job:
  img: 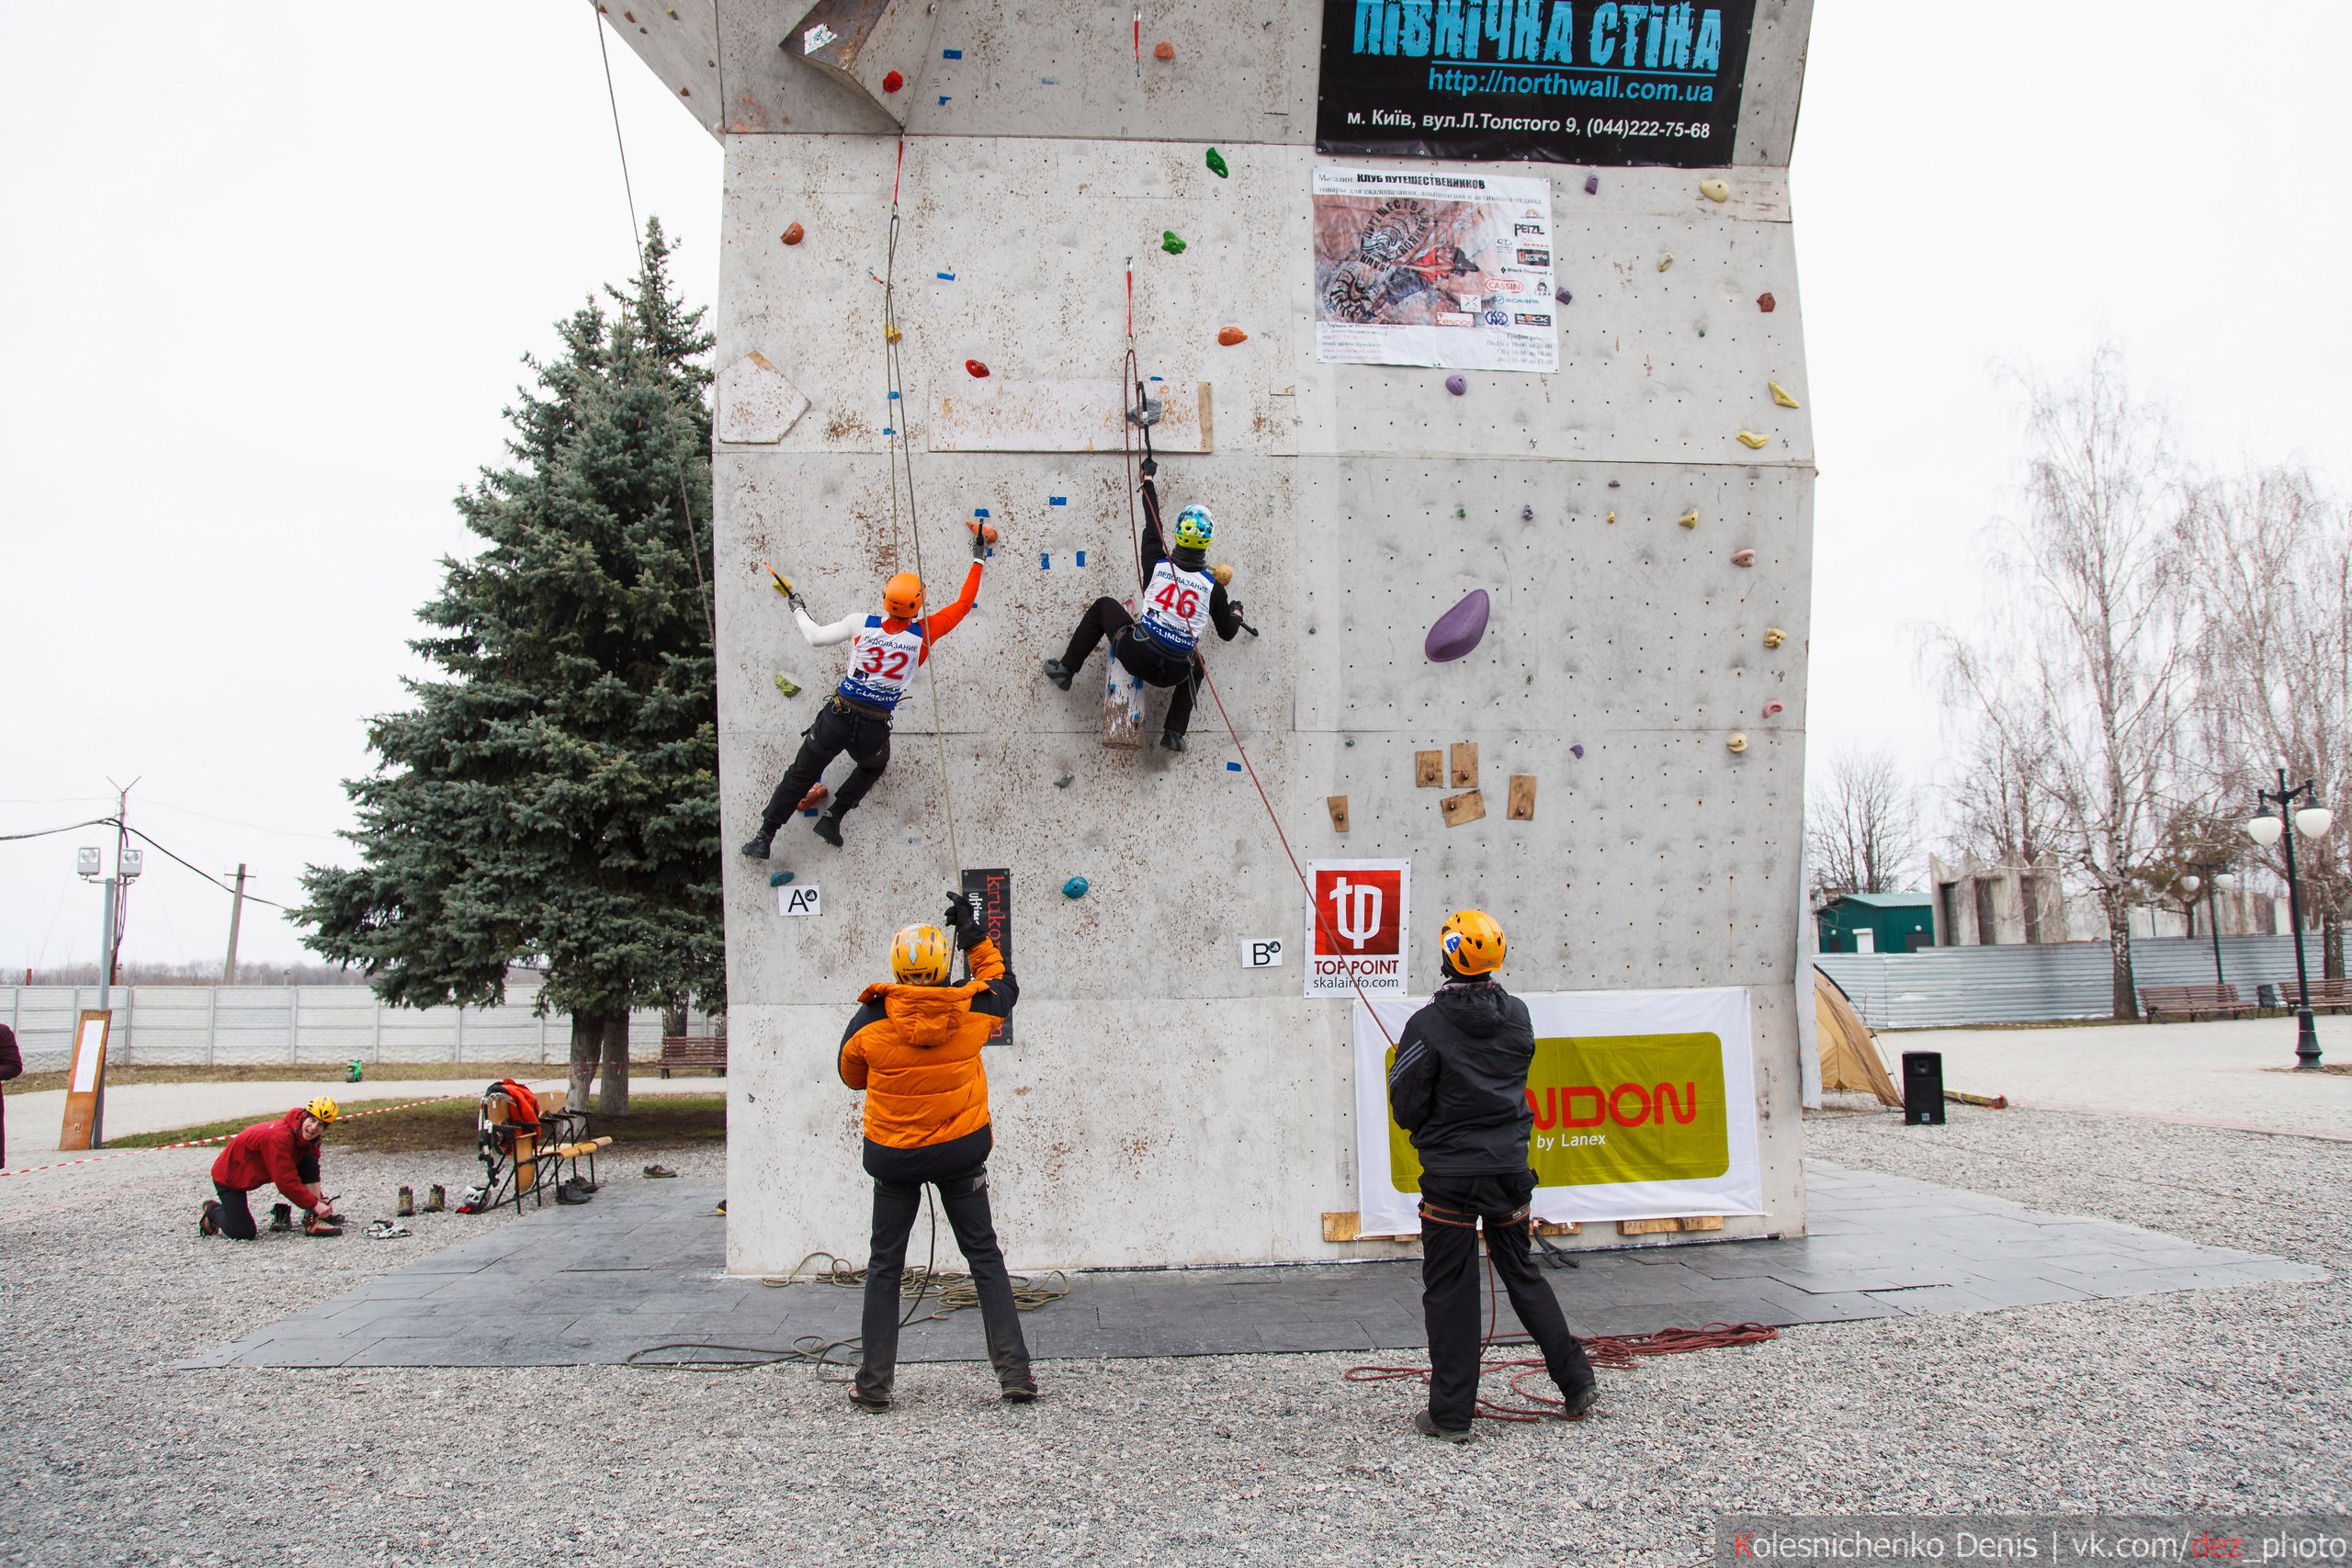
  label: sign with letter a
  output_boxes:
[1305,859,1409,997]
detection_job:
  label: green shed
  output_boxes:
[1816,891,1935,954]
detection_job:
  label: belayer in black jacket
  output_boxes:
[1388,908,1597,1440]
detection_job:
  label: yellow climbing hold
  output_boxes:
[1726,732,1749,753]
[1736,431,1770,449]
[1677,509,1699,529]
[1763,627,1787,649]
[1657,253,1674,272]
[1770,381,1800,409]
[885,323,902,343]
[1701,178,1730,202]
[1606,510,1616,524]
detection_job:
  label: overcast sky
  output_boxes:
[3,2,2346,974]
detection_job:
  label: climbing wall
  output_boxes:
[605,0,1817,1271]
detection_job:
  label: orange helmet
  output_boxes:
[1440,908,1507,976]
[890,924,954,984]
[883,572,924,619]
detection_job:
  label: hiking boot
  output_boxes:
[812,812,844,847]
[1159,729,1187,752]
[424,1183,447,1213]
[642,1164,680,1179]
[556,1180,592,1205]
[397,1185,415,1218]
[268,1203,294,1234]
[1556,1380,1599,1421]
[198,1201,221,1238]
[1001,1378,1039,1404]
[1413,1410,1473,1444]
[849,1391,892,1414]
[1042,658,1073,691]
[739,832,774,861]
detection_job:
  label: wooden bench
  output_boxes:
[658,1035,728,1077]
[2139,984,2255,1022]
[2287,977,2352,1013]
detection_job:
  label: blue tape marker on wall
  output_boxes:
[975,507,990,517]
[1039,553,1050,570]
[1227,761,1242,772]
[938,96,950,105]
[1076,550,1087,567]
[936,271,956,281]
[943,47,962,58]
[1049,496,1068,506]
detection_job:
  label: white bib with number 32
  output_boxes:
[838,616,926,710]
[1136,561,1214,653]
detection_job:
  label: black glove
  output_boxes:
[1226,598,1243,620]
[1138,456,1158,479]
[969,528,990,561]
[943,892,983,950]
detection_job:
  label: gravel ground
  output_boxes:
[3,1109,2346,1568]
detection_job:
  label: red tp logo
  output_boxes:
[1315,869,1401,956]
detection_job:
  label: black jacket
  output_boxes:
[1386,979,1535,1176]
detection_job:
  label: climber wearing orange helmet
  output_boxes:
[836,893,1033,1412]
[743,533,989,856]
[1387,909,1596,1441]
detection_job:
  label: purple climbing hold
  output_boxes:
[1424,589,1490,663]
[1521,505,1534,522]
[1584,174,1600,195]
[1444,374,1467,396]
[1570,743,1585,760]
[1554,287,1572,305]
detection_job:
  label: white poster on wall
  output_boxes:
[1312,165,1558,372]
[1351,987,1763,1235]
[1305,860,1409,998]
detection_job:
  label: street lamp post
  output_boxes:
[2246,768,2335,1070]
[2180,864,2236,987]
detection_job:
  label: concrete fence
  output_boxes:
[1815,935,2329,1030]
[1,984,721,1074]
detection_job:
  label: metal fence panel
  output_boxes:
[1815,935,2324,1029]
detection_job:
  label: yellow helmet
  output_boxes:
[1440,908,1507,976]
[890,924,955,985]
[304,1096,341,1125]
[883,572,924,619]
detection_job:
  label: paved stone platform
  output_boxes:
[181,1160,2327,1371]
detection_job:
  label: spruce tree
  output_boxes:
[300,220,720,1114]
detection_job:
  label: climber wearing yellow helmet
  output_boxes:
[1387,909,1597,1441]
[743,525,991,857]
[199,1097,344,1240]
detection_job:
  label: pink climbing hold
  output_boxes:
[1762,701,1785,718]
[1425,589,1489,663]
[1731,548,1756,567]
[1445,374,1467,396]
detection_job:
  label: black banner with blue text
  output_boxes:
[1317,0,1756,165]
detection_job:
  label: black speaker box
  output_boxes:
[1901,1050,1946,1125]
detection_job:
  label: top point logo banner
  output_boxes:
[1316,0,1758,167]
[1306,860,1409,997]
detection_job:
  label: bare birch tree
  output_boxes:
[1807,747,1923,898]
[1928,347,2195,1017]
[2182,466,2352,976]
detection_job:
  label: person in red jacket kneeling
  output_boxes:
[200,1099,344,1239]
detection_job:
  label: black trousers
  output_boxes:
[1419,1169,1593,1429]
[760,701,892,834]
[1059,598,1204,737]
[855,1161,1031,1403]
[213,1151,320,1241]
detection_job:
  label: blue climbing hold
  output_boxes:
[1062,876,1090,899]
[767,870,795,886]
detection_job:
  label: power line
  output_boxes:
[0,816,116,843]
[120,826,286,909]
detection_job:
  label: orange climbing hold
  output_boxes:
[1758,292,1777,312]
[966,359,990,378]
[781,222,804,245]
[969,521,1000,546]
[1153,39,1174,60]
[1217,326,1248,345]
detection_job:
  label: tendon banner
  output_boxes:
[1351,986,1762,1233]
[1316,0,1758,166]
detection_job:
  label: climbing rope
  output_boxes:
[762,1249,1072,1317]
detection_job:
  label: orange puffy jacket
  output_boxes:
[837,937,1017,1148]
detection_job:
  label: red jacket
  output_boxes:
[210,1107,322,1209]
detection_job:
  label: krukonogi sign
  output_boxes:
[1317,0,1758,166]
[1351,986,1763,1232]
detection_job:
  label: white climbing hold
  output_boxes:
[1657,253,1674,272]
[1726,733,1749,753]
[1701,178,1730,202]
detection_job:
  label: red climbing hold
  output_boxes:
[1153,39,1174,60]
[882,70,905,93]
[1757,292,1777,312]
[780,222,804,245]
[966,359,990,378]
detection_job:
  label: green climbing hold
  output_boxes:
[1205,148,1229,178]
[1161,231,1187,255]
[773,673,801,698]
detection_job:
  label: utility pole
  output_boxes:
[223,863,248,984]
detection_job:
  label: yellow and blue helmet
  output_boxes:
[1172,505,1215,551]
[1440,909,1507,976]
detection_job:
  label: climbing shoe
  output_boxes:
[812,812,844,847]
[1159,730,1187,752]
[302,1213,345,1238]
[739,833,774,861]
[1001,1379,1039,1404]
[268,1203,294,1234]
[198,1201,221,1238]
[1042,658,1073,691]
[642,1164,680,1179]
[1556,1380,1600,1421]
[1413,1411,1474,1444]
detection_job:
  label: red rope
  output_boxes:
[1345,1317,1781,1423]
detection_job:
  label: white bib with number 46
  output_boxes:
[1136,561,1214,653]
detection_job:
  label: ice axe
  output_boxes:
[762,561,808,613]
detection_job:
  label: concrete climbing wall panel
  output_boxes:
[608,0,1818,1274]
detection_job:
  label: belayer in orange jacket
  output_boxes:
[836,892,1032,1412]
